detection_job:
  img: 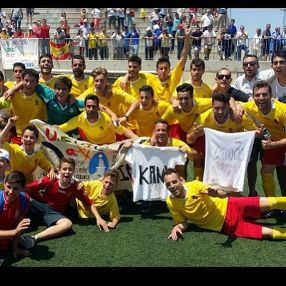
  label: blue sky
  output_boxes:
[229,8,285,36]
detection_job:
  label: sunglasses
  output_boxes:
[243,61,257,67]
[217,74,231,80]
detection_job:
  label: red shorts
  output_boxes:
[10,136,22,145]
[221,197,263,240]
[116,129,137,142]
[262,147,286,166]
[169,123,187,141]
[192,135,205,156]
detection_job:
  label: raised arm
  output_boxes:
[178,27,191,70]
[0,116,18,146]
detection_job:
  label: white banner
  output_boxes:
[0,38,39,69]
[31,120,132,191]
[203,128,256,192]
[125,144,186,201]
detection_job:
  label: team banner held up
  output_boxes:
[125,144,186,201]
[31,120,131,190]
[203,128,256,192]
[49,41,70,60]
[0,38,39,69]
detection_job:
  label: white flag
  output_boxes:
[203,128,256,192]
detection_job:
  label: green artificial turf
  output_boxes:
[2,162,286,267]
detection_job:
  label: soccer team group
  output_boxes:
[2,27,286,259]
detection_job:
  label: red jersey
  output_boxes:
[41,24,50,39]
[0,191,30,251]
[27,177,92,213]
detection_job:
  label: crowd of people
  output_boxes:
[1,8,286,260]
[1,8,286,62]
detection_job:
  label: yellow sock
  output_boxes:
[262,173,276,197]
[194,167,203,181]
[267,197,286,210]
[272,228,286,240]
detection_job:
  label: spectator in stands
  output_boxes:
[171,12,181,52]
[0,27,8,39]
[12,27,24,38]
[272,27,282,54]
[80,8,89,25]
[60,19,70,44]
[217,26,232,61]
[41,18,50,54]
[116,8,125,30]
[215,8,227,32]
[262,24,272,61]
[125,8,135,29]
[251,28,262,59]
[163,168,286,242]
[202,24,216,60]
[111,26,125,60]
[107,8,116,30]
[159,29,172,58]
[200,9,215,32]
[144,27,154,60]
[97,25,110,60]
[60,12,66,26]
[148,8,160,26]
[126,23,140,56]
[76,170,121,230]
[79,18,91,58]
[25,8,34,27]
[25,26,36,38]
[0,8,7,29]
[87,27,98,60]
[53,26,65,45]
[122,26,130,58]
[191,25,203,59]
[10,8,23,30]
[235,25,249,61]
[91,8,101,30]
[175,24,186,60]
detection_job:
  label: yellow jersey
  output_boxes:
[166,180,228,231]
[76,180,120,220]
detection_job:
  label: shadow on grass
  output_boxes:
[1,245,55,267]
[75,216,134,226]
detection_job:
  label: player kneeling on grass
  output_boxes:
[163,168,286,241]
[76,170,120,230]
[21,157,108,250]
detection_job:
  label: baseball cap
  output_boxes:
[28,26,33,30]
[83,19,87,23]
[146,27,151,31]
[0,149,10,162]
[1,28,5,31]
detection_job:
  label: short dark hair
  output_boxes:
[72,55,85,66]
[155,119,169,129]
[156,56,171,69]
[84,94,99,106]
[5,171,26,187]
[128,55,141,66]
[271,49,286,63]
[54,76,72,91]
[39,53,53,64]
[23,69,39,82]
[212,93,230,104]
[139,85,154,96]
[13,62,26,71]
[59,157,75,169]
[243,54,258,64]
[22,124,39,140]
[190,58,205,70]
[253,80,272,95]
[162,168,180,178]
[0,70,4,81]
[176,83,194,96]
